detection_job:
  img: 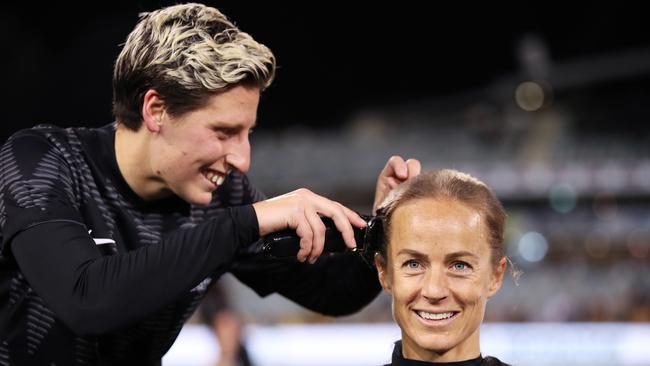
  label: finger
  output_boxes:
[306,192,361,250]
[305,208,325,263]
[321,204,359,250]
[405,158,422,179]
[294,217,313,263]
[385,155,407,179]
[382,176,404,190]
[338,203,367,228]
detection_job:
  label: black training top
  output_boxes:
[384,341,511,366]
[0,124,380,365]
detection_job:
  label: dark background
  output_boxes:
[3,2,650,338]
[2,2,649,141]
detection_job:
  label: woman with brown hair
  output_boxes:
[375,170,511,365]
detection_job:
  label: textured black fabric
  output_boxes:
[384,341,511,366]
[0,124,381,365]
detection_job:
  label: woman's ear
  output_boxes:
[488,257,507,298]
[375,253,392,294]
[141,89,166,133]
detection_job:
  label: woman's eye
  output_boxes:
[404,260,421,270]
[214,130,230,140]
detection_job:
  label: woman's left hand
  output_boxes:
[372,155,421,214]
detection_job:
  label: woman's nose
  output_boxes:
[421,268,449,302]
[225,136,251,173]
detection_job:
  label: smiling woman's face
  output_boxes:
[150,85,259,206]
[377,197,506,363]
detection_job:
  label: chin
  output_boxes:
[411,331,458,355]
[420,340,456,355]
[178,189,213,206]
[189,195,213,206]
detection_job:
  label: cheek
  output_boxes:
[175,128,214,150]
[200,138,226,158]
[392,276,421,307]
[181,138,224,163]
[449,276,489,305]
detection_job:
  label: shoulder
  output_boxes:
[3,124,79,151]
[6,124,108,143]
[0,125,106,186]
[2,126,64,164]
[4,124,115,158]
[8,124,74,138]
[5,125,54,144]
[2,125,91,165]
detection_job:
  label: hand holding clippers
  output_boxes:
[259,214,383,266]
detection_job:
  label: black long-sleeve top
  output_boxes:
[0,124,380,365]
[384,341,510,366]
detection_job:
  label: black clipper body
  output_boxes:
[260,214,383,266]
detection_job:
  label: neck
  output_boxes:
[401,328,481,363]
[114,124,170,200]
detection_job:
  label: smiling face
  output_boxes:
[150,84,259,205]
[377,197,506,362]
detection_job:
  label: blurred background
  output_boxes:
[2,2,649,365]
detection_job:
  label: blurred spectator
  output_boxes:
[199,284,254,366]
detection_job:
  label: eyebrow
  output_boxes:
[395,249,480,261]
[396,249,428,260]
[445,251,480,262]
[213,121,257,134]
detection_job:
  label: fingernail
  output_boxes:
[309,257,317,264]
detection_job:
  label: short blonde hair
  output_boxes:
[113,3,276,130]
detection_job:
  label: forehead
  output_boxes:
[181,85,260,125]
[388,198,489,255]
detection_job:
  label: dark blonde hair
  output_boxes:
[113,3,276,130]
[376,169,507,268]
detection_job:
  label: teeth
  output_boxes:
[204,170,226,186]
[418,311,455,320]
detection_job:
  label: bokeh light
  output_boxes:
[515,81,545,111]
[549,183,577,214]
[518,231,549,262]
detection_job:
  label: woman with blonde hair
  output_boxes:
[0,3,419,364]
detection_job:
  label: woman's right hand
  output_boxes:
[252,188,367,264]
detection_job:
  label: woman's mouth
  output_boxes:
[414,310,459,326]
[202,169,225,188]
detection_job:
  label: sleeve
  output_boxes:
[230,173,381,316]
[229,246,382,316]
[0,131,84,255]
[1,132,260,336]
